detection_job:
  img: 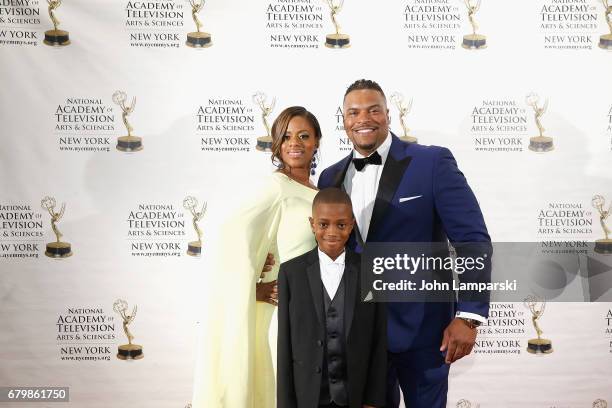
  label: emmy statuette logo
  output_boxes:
[592,195,612,254]
[324,0,350,48]
[599,0,612,49]
[461,0,486,49]
[253,91,276,152]
[593,399,608,408]
[113,90,143,153]
[183,196,207,257]
[44,0,70,46]
[456,399,480,408]
[523,295,553,354]
[526,92,554,153]
[186,0,212,48]
[390,92,417,144]
[41,196,73,259]
[113,299,144,360]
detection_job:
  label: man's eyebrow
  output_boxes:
[346,103,382,110]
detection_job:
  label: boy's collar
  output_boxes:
[317,247,346,264]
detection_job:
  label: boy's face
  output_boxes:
[309,202,354,258]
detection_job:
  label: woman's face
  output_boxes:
[280,115,318,170]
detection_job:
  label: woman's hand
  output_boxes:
[256,280,278,306]
[257,253,278,305]
[262,252,275,274]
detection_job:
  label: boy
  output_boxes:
[277,188,386,408]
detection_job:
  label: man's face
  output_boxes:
[343,88,390,156]
[309,202,354,259]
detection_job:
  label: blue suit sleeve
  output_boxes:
[432,147,490,243]
[432,147,492,318]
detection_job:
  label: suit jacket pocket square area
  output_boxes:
[399,195,422,203]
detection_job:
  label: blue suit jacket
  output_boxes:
[318,134,491,352]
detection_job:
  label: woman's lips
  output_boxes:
[286,150,304,158]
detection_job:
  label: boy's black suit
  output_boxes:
[277,247,386,408]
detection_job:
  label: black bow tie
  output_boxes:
[352,151,382,171]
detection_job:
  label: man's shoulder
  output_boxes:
[319,153,350,179]
[400,141,450,159]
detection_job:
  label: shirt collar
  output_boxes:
[353,132,392,164]
[317,248,346,265]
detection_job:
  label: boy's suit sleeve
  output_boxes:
[363,301,387,407]
[277,264,298,408]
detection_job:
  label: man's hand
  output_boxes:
[256,280,278,306]
[439,318,477,364]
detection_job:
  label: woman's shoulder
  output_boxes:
[271,171,318,198]
[243,172,285,206]
[232,171,314,210]
[270,171,294,186]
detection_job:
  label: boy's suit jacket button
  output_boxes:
[315,366,321,373]
[317,340,323,347]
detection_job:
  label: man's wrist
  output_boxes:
[457,317,481,329]
[455,311,487,324]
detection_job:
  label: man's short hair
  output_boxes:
[313,188,353,213]
[344,79,386,100]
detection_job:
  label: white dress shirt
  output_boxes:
[343,132,392,241]
[318,248,346,299]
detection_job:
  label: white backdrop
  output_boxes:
[1,0,612,406]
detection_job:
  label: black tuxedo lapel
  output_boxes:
[305,250,325,327]
[350,222,365,251]
[331,153,353,188]
[343,251,358,340]
[368,136,412,240]
[330,153,365,249]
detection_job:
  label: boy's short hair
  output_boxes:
[313,188,353,213]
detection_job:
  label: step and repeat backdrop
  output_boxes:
[1,0,612,406]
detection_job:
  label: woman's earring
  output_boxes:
[310,148,319,176]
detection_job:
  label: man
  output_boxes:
[317,79,491,408]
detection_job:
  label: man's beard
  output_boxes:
[353,140,377,153]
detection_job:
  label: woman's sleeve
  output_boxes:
[191,177,283,408]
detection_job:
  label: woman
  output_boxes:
[191,106,322,408]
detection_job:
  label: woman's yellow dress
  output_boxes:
[191,172,317,408]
